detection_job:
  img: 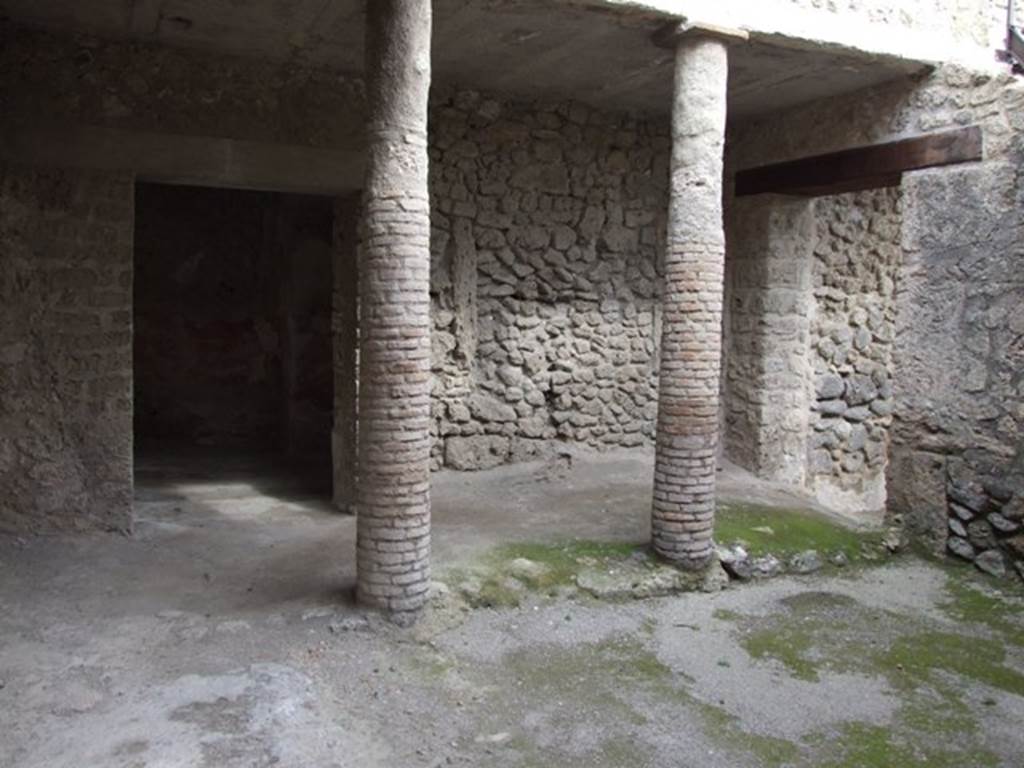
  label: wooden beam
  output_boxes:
[735,126,983,198]
[1008,24,1024,70]
[128,0,164,36]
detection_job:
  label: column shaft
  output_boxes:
[652,35,730,568]
[356,0,433,617]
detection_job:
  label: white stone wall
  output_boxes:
[598,0,1009,68]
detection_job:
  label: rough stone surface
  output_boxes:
[427,89,669,469]
[789,550,824,574]
[0,25,366,153]
[729,63,1024,574]
[0,165,134,533]
[973,549,1006,578]
[948,536,976,561]
[725,195,815,486]
[444,435,510,471]
[892,74,1024,573]
[806,188,901,515]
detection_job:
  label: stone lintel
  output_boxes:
[652,20,750,50]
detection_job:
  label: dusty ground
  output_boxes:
[1,449,1022,767]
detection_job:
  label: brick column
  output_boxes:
[356,0,433,619]
[652,23,746,568]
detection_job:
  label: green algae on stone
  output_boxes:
[817,722,925,768]
[505,635,802,767]
[880,631,1024,697]
[742,622,825,681]
[723,586,1015,766]
[440,565,526,608]
[813,720,1000,768]
[713,608,744,622]
[409,649,456,681]
[687,696,801,767]
[940,566,1024,647]
[716,502,882,560]
[493,540,648,588]
[440,539,649,605]
[737,592,861,682]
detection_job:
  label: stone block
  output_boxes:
[444,435,510,471]
[816,374,845,399]
[467,394,517,423]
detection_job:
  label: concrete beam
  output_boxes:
[652,20,750,49]
[0,123,364,194]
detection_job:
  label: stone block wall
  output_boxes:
[0,165,134,533]
[723,187,902,519]
[807,188,902,517]
[0,26,364,151]
[426,90,670,470]
[725,195,816,485]
[729,63,1024,577]
[895,150,1024,578]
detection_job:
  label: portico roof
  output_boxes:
[0,0,927,119]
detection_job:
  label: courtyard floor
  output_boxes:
[1,449,1022,767]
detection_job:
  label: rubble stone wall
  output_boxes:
[729,65,1024,577]
[427,90,670,470]
[897,144,1024,578]
[806,188,902,517]
[0,165,134,534]
[0,26,364,152]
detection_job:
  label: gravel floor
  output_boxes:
[1,449,1022,767]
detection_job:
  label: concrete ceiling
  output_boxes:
[0,0,926,119]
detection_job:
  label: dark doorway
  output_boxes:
[133,182,336,502]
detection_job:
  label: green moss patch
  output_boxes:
[723,588,1018,766]
[882,631,1024,697]
[499,635,801,768]
[439,539,649,608]
[813,721,996,768]
[687,696,801,767]
[716,502,883,561]
[743,622,824,682]
[939,566,1024,648]
[491,540,646,588]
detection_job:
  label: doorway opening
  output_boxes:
[132,182,337,509]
